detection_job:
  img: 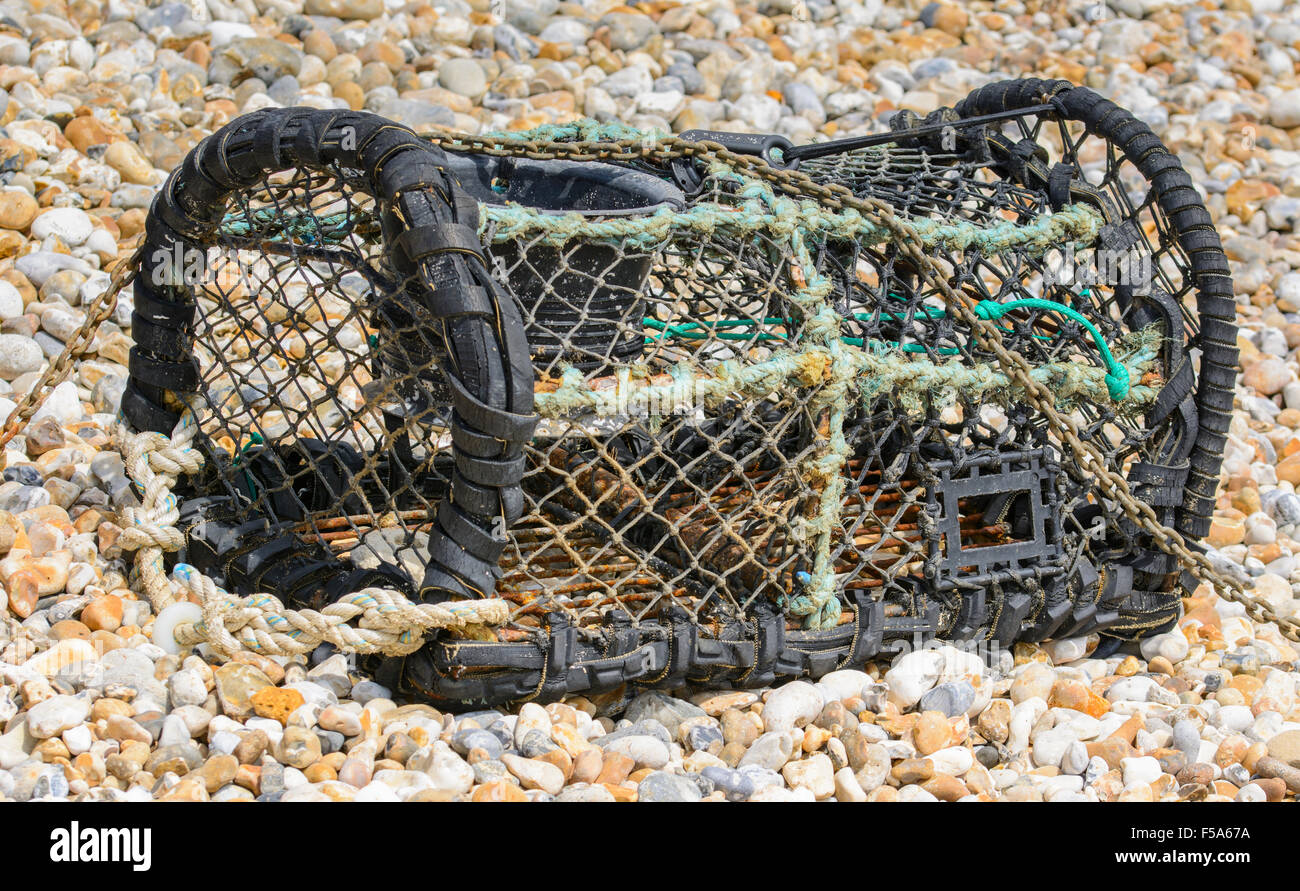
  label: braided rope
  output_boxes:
[112,412,508,657]
[481,183,1104,254]
[535,336,1162,419]
[169,567,509,658]
[113,407,204,611]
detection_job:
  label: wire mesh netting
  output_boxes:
[123,84,1234,703]
[184,137,1158,620]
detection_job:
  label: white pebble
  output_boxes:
[1121,756,1162,788]
[31,207,94,246]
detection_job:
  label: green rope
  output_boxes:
[973,297,1129,400]
[487,120,655,143]
[232,432,265,498]
[221,208,354,244]
[642,316,949,350]
[643,301,1118,363]
[636,290,1130,401]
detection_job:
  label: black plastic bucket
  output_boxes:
[444,153,686,372]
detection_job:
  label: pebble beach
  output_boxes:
[2,0,1300,803]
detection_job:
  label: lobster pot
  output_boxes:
[445,154,686,373]
[119,81,1236,707]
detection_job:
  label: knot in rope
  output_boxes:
[164,563,512,658]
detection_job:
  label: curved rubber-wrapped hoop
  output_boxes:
[123,108,538,607]
[954,79,1238,546]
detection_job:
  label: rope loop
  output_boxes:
[975,298,1130,400]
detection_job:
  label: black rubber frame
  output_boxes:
[125,108,538,609]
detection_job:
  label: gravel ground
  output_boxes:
[2,0,1300,802]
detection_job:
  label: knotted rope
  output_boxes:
[168,566,508,658]
[112,408,509,658]
[114,408,204,611]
